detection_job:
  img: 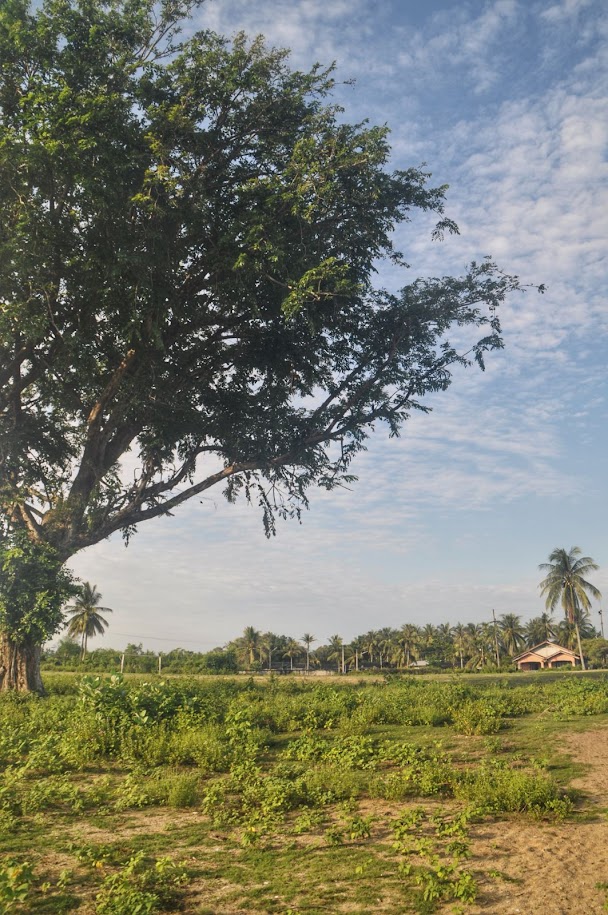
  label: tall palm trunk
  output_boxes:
[574,619,586,671]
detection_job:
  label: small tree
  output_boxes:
[539,547,602,671]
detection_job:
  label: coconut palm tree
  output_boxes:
[393,624,420,669]
[451,623,470,670]
[301,633,316,673]
[346,636,365,672]
[498,613,525,657]
[539,547,602,671]
[283,638,302,671]
[465,623,495,670]
[524,612,556,647]
[262,632,282,670]
[65,582,113,660]
[420,623,437,653]
[361,631,379,667]
[241,626,261,667]
[326,634,344,673]
[434,623,454,667]
[377,627,397,669]
[556,612,597,651]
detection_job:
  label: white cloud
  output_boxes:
[539,0,596,23]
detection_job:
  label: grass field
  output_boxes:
[1,672,608,914]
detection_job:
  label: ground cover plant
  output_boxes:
[1,673,607,913]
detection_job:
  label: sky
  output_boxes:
[69,0,608,653]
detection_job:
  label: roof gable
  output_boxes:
[513,640,578,662]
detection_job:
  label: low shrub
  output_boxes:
[455,758,573,817]
[95,852,189,915]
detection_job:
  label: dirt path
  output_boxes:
[466,728,608,914]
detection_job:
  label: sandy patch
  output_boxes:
[466,727,608,914]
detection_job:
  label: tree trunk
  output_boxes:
[574,621,586,671]
[0,633,45,693]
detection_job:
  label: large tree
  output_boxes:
[538,547,602,671]
[0,0,528,690]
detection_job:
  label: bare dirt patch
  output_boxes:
[465,726,608,914]
[565,727,608,805]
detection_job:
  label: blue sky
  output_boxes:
[68,0,608,652]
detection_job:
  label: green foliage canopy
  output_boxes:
[0,532,76,642]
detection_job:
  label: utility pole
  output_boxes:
[599,604,605,640]
[158,652,162,674]
[341,643,345,674]
[492,609,501,669]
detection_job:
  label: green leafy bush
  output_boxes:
[0,861,34,914]
[452,700,504,735]
[95,852,188,915]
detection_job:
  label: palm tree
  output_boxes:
[499,613,525,657]
[465,623,495,670]
[65,582,113,660]
[361,630,379,667]
[377,627,397,670]
[539,547,602,671]
[451,623,469,670]
[419,624,437,661]
[241,626,261,667]
[262,632,281,670]
[435,623,454,667]
[556,612,597,651]
[283,638,302,671]
[393,624,420,669]
[524,612,556,647]
[346,636,365,672]
[326,634,344,673]
[301,633,316,673]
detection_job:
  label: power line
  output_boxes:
[110,630,219,645]
[61,629,225,649]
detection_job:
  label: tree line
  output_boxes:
[44,612,608,674]
[44,546,605,673]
